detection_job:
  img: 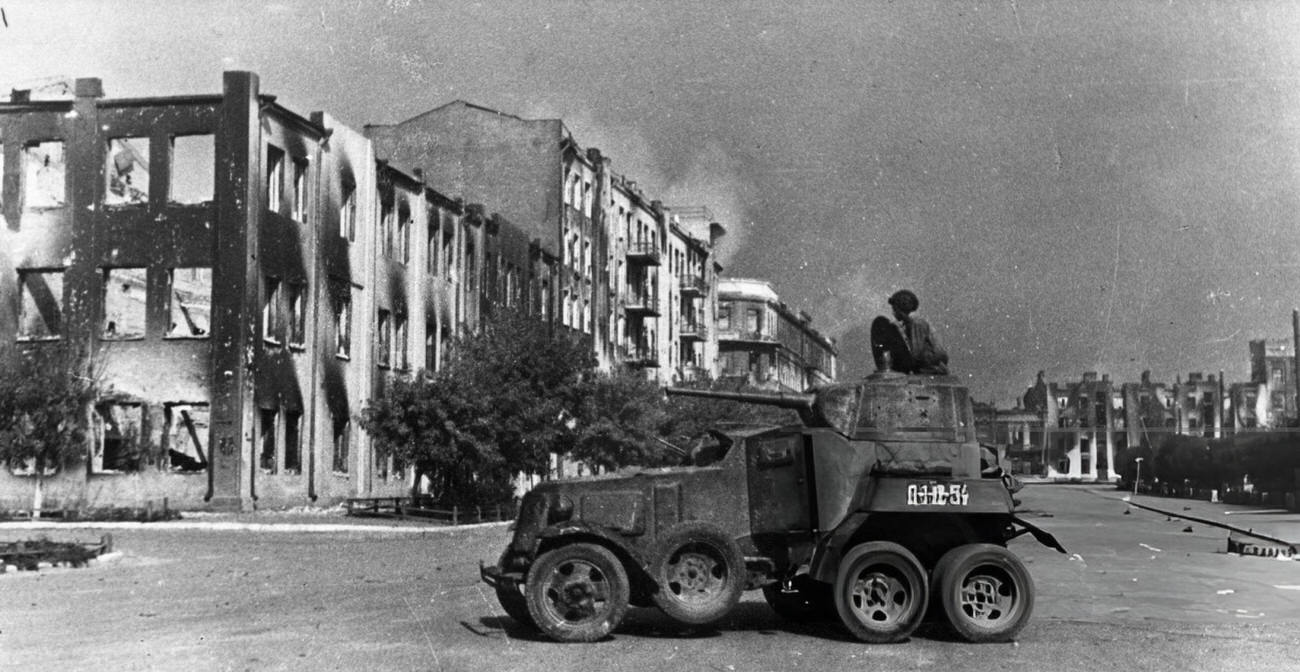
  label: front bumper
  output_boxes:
[480,561,525,590]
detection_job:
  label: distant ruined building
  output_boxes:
[980,338,1295,481]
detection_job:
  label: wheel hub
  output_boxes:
[544,560,609,621]
[850,572,910,623]
[960,573,1010,622]
[666,551,723,601]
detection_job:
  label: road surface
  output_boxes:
[1,486,1297,672]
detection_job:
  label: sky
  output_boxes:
[3,0,1299,405]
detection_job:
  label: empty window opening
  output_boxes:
[93,403,144,473]
[170,135,214,204]
[376,447,389,480]
[167,267,211,338]
[377,309,392,368]
[395,312,408,370]
[333,286,351,358]
[284,410,302,474]
[101,268,147,339]
[17,269,63,340]
[24,140,65,209]
[291,157,308,222]
[164,404,209,472]
[266,145,284,213]
[425,321,436,371]
[340,180,356,241]
[289,283,307,348]
[426,215,437,274]
[398,200,411,264]
[105,137,150,205]
[380,198,394,258]
[259,408,278,474]
[263,276,281,344]
[332,417,350,474]
[441,225,454,280]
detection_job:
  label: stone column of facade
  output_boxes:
[208,71,261,511]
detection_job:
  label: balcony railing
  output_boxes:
[627,241,661,266]
[623,293,661,316]
[678,274,707,296]
[679,322,708,340]
[618,344,660,368]
[677,365,710,382]
[716,328,772,343]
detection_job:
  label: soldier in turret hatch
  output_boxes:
[870,289,949,375]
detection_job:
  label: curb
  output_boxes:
[1091,489,1300,555]
[0,519,511,534]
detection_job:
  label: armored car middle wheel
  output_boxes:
[649,522,746,626]
[833,541,928,643]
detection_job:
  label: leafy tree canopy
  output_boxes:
[0,345,101,473]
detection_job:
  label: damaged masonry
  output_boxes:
[0,72,839,512]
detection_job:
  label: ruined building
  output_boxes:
[365,102,739,386]
[0,73,537,510]
[1,72,836,510]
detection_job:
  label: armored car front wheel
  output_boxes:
[525,543,630,642]
[834,541,928,643]
[932,543,1034,643]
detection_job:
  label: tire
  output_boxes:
[495,582,535,628]
[762,576,834,622]
[932,543,1035,643]
[649,522,746,626]
[524,543,630,642]
[833,541,928,643]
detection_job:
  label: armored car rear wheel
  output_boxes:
[650,522,746,626]
[525,543,630,642]
[834,541,928,643]
[932,543,1034,643]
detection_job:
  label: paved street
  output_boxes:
[2,486,1298,672]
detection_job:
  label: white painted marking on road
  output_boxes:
[1140,543,1163,552]
[1275,585,1300,591]
[1216,589,1234,595]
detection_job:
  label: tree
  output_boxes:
[361,370,508,504]
[571,371,676,472]
[361,309,596,504]
[0,345,102,519]
[448,309,595,476]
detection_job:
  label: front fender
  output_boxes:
[537,521,647,567]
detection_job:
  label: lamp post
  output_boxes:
[1133,457,1144,497]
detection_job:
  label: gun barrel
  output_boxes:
[665,386,816,411]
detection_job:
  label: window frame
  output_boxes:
[16,268,65,341]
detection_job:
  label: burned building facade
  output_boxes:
[365,101,742,386]
[0,72,831,511]
[0,73,535,511]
